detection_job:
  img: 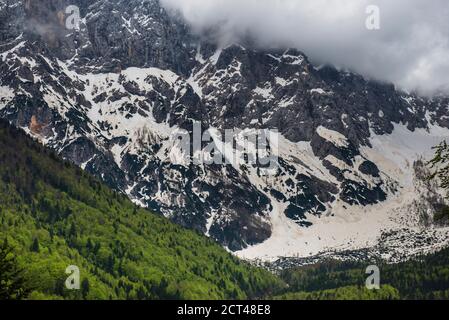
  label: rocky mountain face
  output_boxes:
[1,0,449,258]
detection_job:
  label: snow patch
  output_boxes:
[0,86,14,109]
[316,126,350,148]
[237,124,449,262]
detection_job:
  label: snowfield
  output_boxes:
[236,124,449,262]
[2,34,449,261]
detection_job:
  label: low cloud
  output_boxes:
[161,0,449,95]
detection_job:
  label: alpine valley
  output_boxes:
[1,0,449,268]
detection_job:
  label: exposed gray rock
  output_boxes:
[1,0,449,252]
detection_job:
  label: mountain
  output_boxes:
[1,117,449,301]
[0,118,283,299]
[1,0,449,260]
[274,246,449,300]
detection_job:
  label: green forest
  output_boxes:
[275,246,449,300]
[1,118,449,300]
[0,119,283,300]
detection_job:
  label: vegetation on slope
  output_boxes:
[273,285,400,300]
[0,239,31,299]
[2,117,449,301]
[0,119,284,300]
[276,246,449,300]
[270,139,449,300]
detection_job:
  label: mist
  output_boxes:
[161,0,449,95]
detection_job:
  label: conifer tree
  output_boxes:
[0,239,31,300]
[31,238,40,253]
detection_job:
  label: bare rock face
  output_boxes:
[1,0,449,253]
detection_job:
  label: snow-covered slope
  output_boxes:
[1,0,449,261]
[238,124,449,262]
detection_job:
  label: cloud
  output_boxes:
[161,0,449,95]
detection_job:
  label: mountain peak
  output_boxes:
[1,1,449,260]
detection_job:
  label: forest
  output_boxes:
[0,119,283,300]
[275,247,449,300]
[1,118,449,300]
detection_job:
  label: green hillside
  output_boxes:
[0,119,284,300]
[2,118,449,301]
[275,247,449,300]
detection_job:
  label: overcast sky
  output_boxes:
[161,0,449,96]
